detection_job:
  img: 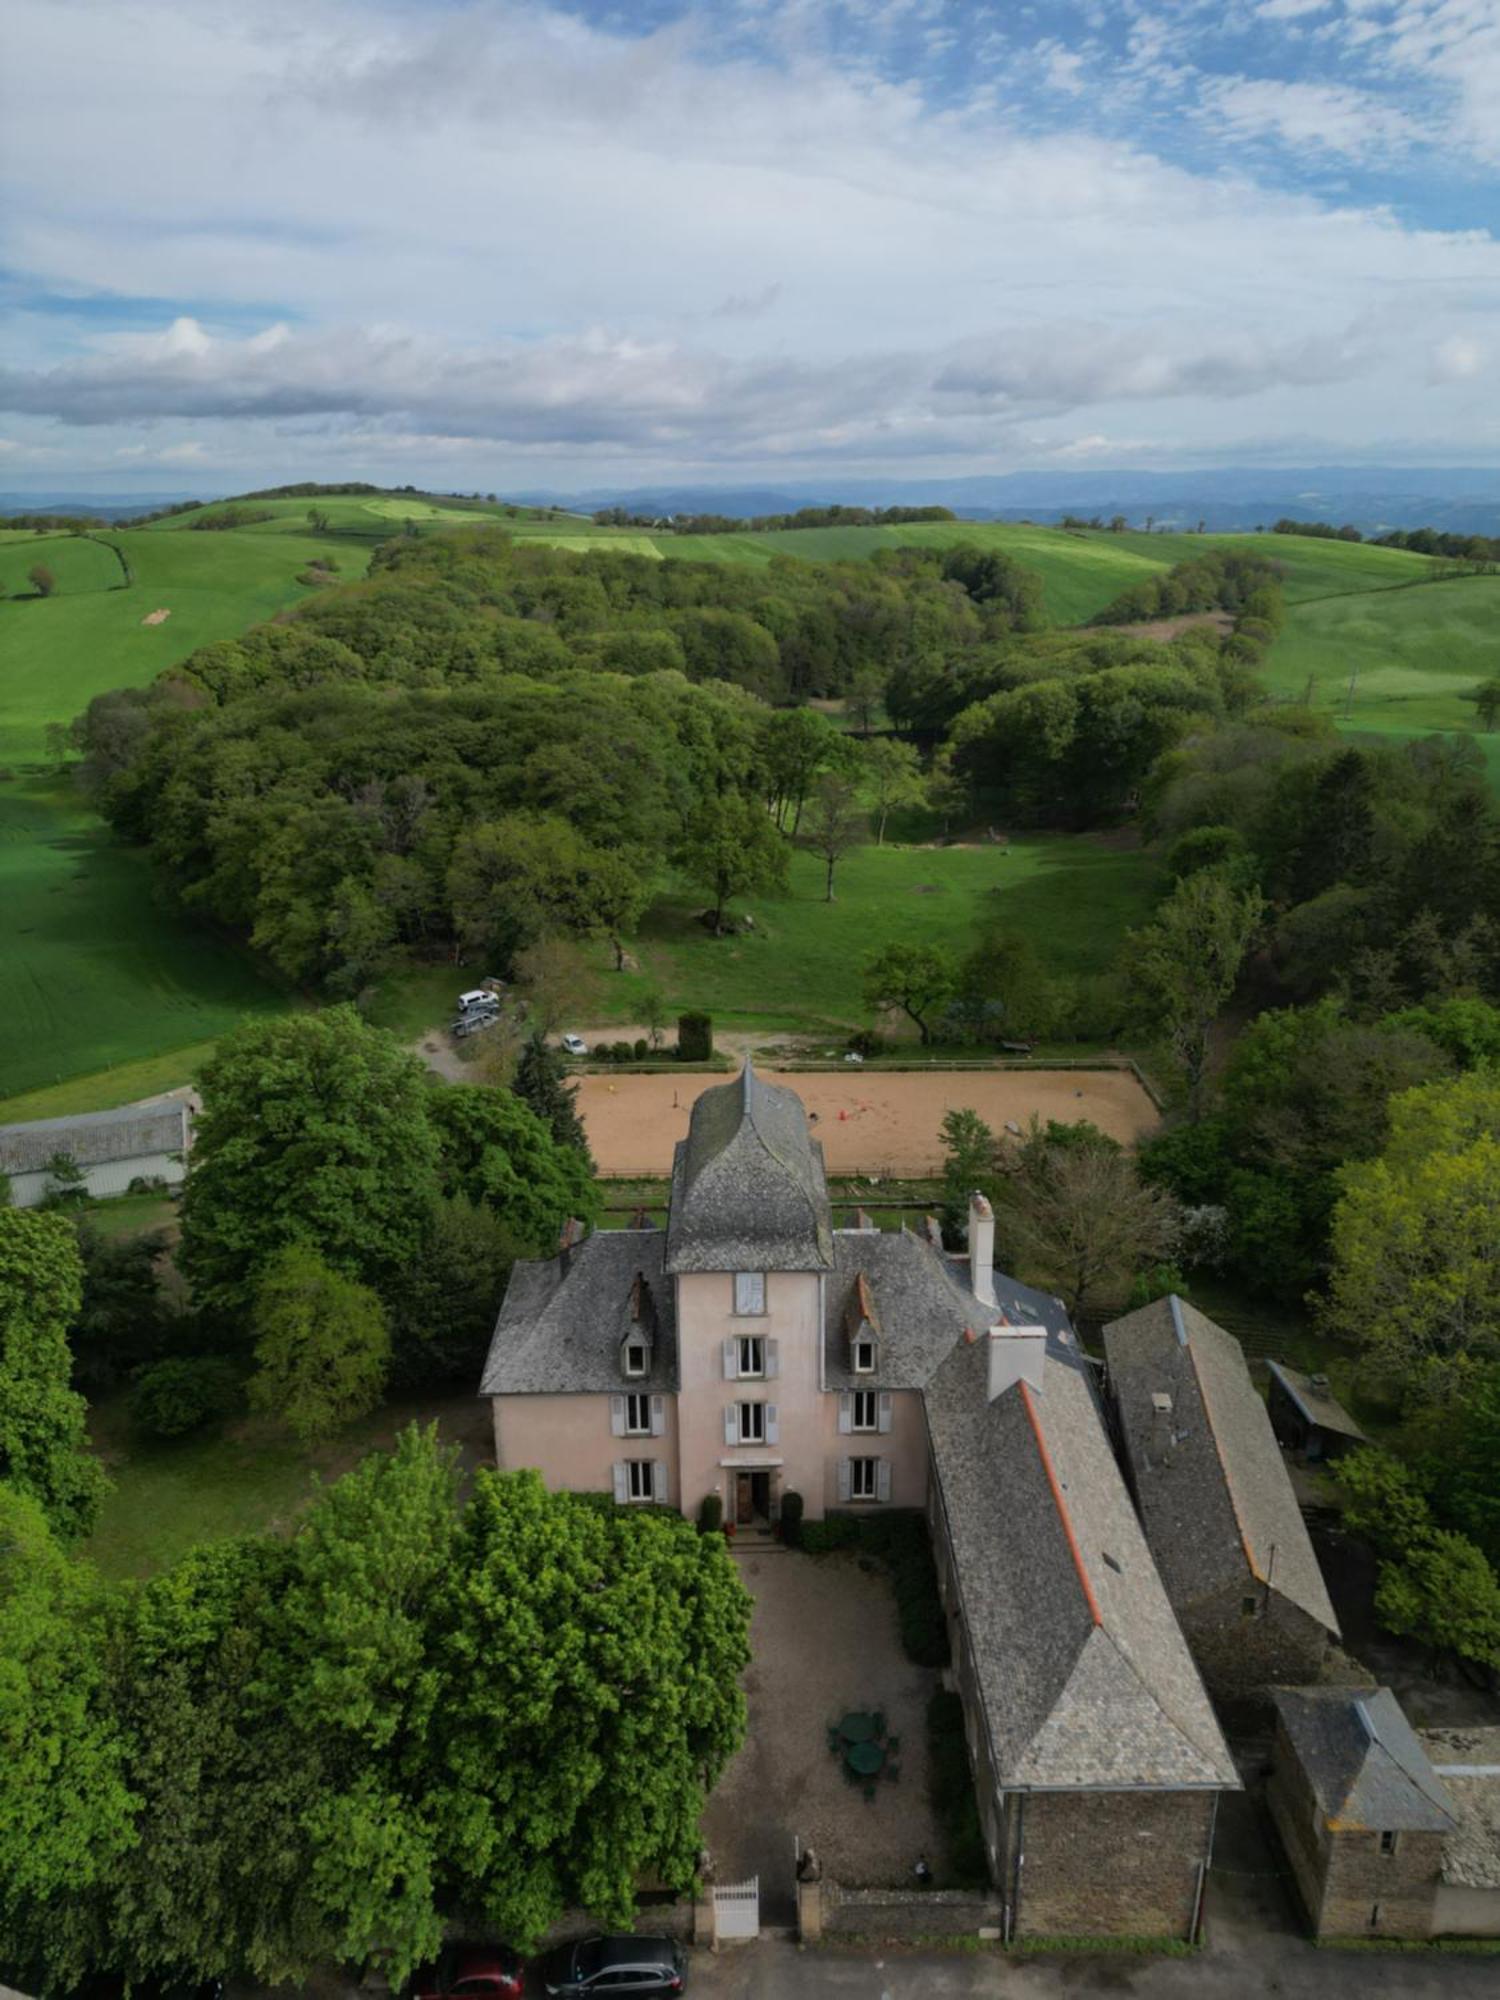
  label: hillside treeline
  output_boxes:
[592,503,958,532]
[1276,516,1500,566]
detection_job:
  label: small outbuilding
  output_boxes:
[1267,1686,1458,1939]
[1421,1728,1500,1939]
[1265,1361,1366,1464]
[0,1099,190,1208]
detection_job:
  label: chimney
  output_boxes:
[987,1322,1047,1401]
[969,1193,996,1307]
[558,1215,584,1275]
[1149,1389,1174,1464]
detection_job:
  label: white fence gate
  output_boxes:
[713,1874,760,1940]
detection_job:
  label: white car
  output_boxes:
[561,1033,588,1057]
[457,989,500,1013]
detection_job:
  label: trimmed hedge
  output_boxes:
[678,1011,713,1062]
[927,1690,987,1885]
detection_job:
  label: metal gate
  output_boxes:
[713,1874,760,1940]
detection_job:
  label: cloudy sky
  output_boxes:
[2,0,1499,494]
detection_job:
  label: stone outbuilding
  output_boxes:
[1103,1297,1340,1699]
[0,1099,190,1208]
[1265,1361,1367,1464]
[1421,1728,1500,1939]
[1267,1687,1458,1939]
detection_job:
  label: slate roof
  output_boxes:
[923,1329,1237,1791]
[1273,1688,1457,1834]
[1103,1297,1339,1638]
[821,1227,1070,1390]
[1266,1361,1367,1443]
[0,1098,189,1176]
[480,1229,678,1395]
[1421,1728,1500,1889]
[664,1062,833,1274]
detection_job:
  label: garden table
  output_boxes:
[837,1711,877,1744]
[844,1739,885,1778]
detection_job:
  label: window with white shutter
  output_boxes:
[733,1272,766,1315]
[765,1338,780,1379]
[837,1457,852,1503]
[738,1401,766,1445]
[624,1393,651,1436]
[722,1337,740,1381]
[723,1404,740,1445]
[765,1404,779,1444]
[650,1393,666,1436]
[651,1460,668,1504]
[610,1394,626,1437]
[736,1335,764,1378]
[612,1462,629,1503]
[851,1390,877,1433]
[850,1457,878,1501]
[877,1391,893,1434]
[876,1459,892,1503]
[625,1460,653,1502]
[837,1392,853,1434]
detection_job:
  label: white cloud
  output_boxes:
[1429,332,1487,381]
[2,0,1499,481]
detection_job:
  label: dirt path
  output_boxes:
[577,1065,1158,1176]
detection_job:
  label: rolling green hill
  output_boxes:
[0,531,127,600]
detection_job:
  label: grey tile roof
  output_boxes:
[821,1228,1071,1390]
[480,1230,677,1395]
[1420,1729,1500,1889]
[0,1098,189,1175]
[1266,1361,1367,1443]
[665,1062,833,1273]
[1103,1298,1339,1638]
[1273,1688,1458,1834]
[924,1331,1237,1791]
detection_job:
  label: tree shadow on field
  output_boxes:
[977,840,1163,976]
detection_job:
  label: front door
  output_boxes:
[735,1472,753,1525]
[751,1471,772,1523]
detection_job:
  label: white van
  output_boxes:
[457,989,500,1014]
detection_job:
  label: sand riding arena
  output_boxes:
[575,1066,1159,1178]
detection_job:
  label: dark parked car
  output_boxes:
[541,1934,685,1996]
[405,1943,525,2000]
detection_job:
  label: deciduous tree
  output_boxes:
[864,737,924,845]
[0,1208,109,1539]
[800,769,866,901]
[1121,871,1264,1119]
[249,1245,391,1445]
[995,1123,1180,1318]
[681,793,789,933]
[863,942,957,1046]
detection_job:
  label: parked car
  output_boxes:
[404,1943,525,2000]
[451,1011,499,1039]
[540,1935,685,1996]
[560,1033,588,1056]
[458,989,502,1014]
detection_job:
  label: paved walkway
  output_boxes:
[701,1548,942,1922]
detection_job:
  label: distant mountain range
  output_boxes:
[513,467,1500,537]
[8,467,1500,537]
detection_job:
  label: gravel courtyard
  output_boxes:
[700,1546,943,1921]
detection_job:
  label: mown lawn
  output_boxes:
[0,770,291,1103]
[85,1389,495,1579]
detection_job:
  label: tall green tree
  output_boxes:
[429,1471,750,1947]
[180,1009,442,1312]
[939,1108,1000,1242]
[1121,871,1264,1119]
[995,1121,1180,1319]
[447,814,648,970]
[1325,1071,1500,1396]
[863,942,957,1046]
[0,1208,109,1539]
[800,769,866,902]
[390,1197,522,1387]
[427,1083,598,1245]
[680,793,789,933]
[513,1034,593,1164]
[0,1485,135,1986]
[863,737,924,845]
[249,1246,391,1445]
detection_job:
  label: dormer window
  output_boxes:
[854,1338,875,1375]
[624,1342,647,1378]
[734,1272,766,1316]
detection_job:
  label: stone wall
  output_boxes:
[1013,1790,1214,1941]
[820,1886,1002,1939]
[1183,1583,1332,1702]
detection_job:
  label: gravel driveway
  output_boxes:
[701,1547,942,1921]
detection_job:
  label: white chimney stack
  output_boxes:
[987,1323,1047,1401]
[968,1192,996,1307]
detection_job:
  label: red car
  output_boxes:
[405,1944,525,2000]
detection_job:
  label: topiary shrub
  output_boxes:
[611,1040,633,1062]
[779,1490,804,1546]
[698,1492,724,1535]
[593,1043,614,1061]
[633,1038,649,1061]
[677,1011,713,1062]
[800,1514,860,1555]
[130,1355,242,1441]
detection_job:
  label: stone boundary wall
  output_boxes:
[822,1884,1003,1938]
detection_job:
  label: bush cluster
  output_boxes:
[129,1355,242,1440]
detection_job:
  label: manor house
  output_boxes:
[482,1063,1238,1938]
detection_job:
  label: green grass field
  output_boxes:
[0,770,292,1103]
[0,531,127,599]
[586,836,1161,1035]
